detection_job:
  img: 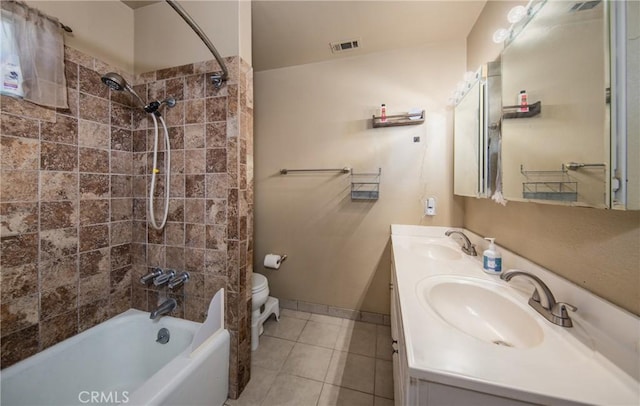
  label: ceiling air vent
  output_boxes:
[569,1,601,12]
[330,39,361,54]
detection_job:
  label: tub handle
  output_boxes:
[153,270,176,286]
[168,272,190,290]
[140,268,163,285]
[156,328,170,344]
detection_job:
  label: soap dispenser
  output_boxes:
[482,238,502,274]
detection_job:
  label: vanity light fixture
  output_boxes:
[507,5,528,24]
[463,71,476,82]
[449,68,482,105]
[492,28,510,44]
[492,4,531,43]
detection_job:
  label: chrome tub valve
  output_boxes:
[168,272,190,290]
[140,268,163,285]
[153,269,176,287]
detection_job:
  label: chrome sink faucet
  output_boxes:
[150,298,177,320]
[444,230,477,256]
[501,270,577,327]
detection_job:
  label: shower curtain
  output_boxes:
[0,0,67,108]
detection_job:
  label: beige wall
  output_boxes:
[254,42,466,314]
[27,1,252,75]
[28,1,135,73]
[133,0,250,74]
[465,1,640,315]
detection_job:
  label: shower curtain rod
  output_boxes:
[6,0,72,32]
[165,0,229,88]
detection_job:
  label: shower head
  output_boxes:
[101,72,127,92]
[101,72,146,108]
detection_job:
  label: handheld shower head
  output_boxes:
[101,72,127,91]
[101,72,146,108]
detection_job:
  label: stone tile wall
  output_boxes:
[0,46,254,399]
[0,47,134,367]
[130,57,254,398]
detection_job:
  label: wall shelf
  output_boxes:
[351,168,381,200]
[372,110,425,128]
[520,164,577,202]
[523,181,578,202]
[503,101,541,119]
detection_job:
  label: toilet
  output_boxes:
[251,273,279,351]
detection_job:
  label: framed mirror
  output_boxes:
[500,0,609,208]
[453,70,485,197]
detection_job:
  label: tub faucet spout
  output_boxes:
[444,230,477,256]
[150,298,177,320]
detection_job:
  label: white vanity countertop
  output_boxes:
[391,225,640,405]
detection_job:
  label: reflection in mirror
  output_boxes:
[501,0,609,208]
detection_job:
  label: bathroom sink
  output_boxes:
[408,242,462,260]
[417,277,544,348]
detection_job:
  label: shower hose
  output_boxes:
[148,114,170,230]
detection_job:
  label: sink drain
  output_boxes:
[492,340,513,347]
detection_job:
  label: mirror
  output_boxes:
[453,62,502,200]
[453,73,484,197]
[500,0,609,208]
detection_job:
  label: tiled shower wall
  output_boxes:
[0,46,254,397]
[128,57,254,399]
[0,47,135,368]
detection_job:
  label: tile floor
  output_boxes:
[226,309,395,406]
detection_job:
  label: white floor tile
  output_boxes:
[318,383,374,406]
[226,366,278,406]
[263,315,307,341]
[280,308,311,320]
[375,332,393,361]
[325,350,376,394]
[342,320,378,334]
[374,396,394,406]
[309,313,345,326]
[252,335,295,371]
[335,325,376,357]
[281,342,333,381]
[261,374,323,406]
[298,320,341,348]
[236,311,396,406]
[374,359,394,399]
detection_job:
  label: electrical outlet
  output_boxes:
[425,197,436,216]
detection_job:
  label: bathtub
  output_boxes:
[1,292,229,406]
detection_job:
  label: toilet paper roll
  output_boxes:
[264,254,282,269]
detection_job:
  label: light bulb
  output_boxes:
[492,28,509,44]
[507,5,527,24]
[463,71,476,82]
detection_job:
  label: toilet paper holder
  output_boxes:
[264,253,288,269]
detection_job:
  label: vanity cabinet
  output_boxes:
[389,258,408,406]
[389,225,639,405]
[390,249,537,406]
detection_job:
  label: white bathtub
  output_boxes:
[1,296,229,406]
